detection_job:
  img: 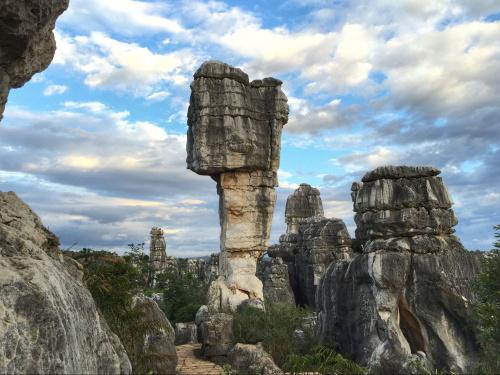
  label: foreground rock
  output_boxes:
[257,257,294,304]
[0,192,131,374]
[268,183,352,307]
[130,295,177,374]
[187,60,288,312]
[318,166,483,374]
[229,343,283,375]
[175,322,198,345]
[0,0,69,120]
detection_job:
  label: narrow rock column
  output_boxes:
[186,61,288,312]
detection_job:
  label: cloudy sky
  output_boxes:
[1,0,500,256]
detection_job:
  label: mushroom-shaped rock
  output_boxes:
[186,61,288,312]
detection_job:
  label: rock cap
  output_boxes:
[194,60,249,85]
[362,166,441,182]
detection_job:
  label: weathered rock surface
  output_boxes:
[0,0,69,120]
[295,217,352,307]
[257,257,295,304]
[187,61,288,175]
[318,166,483,374]
[267,184,352,307]
[229,343,283,375]
[285,183,324,234]
[130,294,177,374]
[187,61,288,312]
[175,322,198,345]
[0,192,131,374]
[200,313,234,359]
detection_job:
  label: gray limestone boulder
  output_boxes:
[285,183,324,233]
[200,313,234,359]
[187,61,288,175]
[174,322,198,345]
[295,217,353,307]
[257,257,294,304]
[0,0,69,120]
[130,294,177,374]
[0,192,131,374]
[228,343,283,374]
[317,166,484,374]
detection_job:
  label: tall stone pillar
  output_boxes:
[149,227,167,286]
[186,61,288,312]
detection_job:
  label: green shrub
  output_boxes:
[157,268,207,323]
[473,225,500,374]
[233,303,364,374]
[283,345,366,375]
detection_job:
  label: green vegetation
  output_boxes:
[283,345,366,375]
[473,225,500,374]
[233,302,365,374]
[155,265,207,323]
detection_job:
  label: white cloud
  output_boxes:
[146,91,170,101]
[43,84,68,96]
[54,31,199,97]
[59,0,187,36]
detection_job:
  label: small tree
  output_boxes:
[124,243,150,287]
[474,225,500,373]
[157,268,207,323]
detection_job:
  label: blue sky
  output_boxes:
[1,0,500,256]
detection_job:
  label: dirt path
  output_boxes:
[176,343,224,375]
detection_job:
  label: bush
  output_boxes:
[283,346,366,375]
[233,303,364,374]
[473,225,500,374]
[157,268,207,323]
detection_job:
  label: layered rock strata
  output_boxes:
[267,183,352,307]
[0,192,131,374]
[187,61,288,312]
[150,227,167,271]
[130,295,177,374]
[0,0,69,120]
[318,166,483,374]
[257,257,295,304]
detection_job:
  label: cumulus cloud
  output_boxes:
[0,104,221,254]
[58,0,187,36]
[43,84,68,96]
[54,31,199,96]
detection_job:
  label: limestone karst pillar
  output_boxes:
[150,227,167,272]
[186,61,288,312]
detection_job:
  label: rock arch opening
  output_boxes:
[398,298,426,354]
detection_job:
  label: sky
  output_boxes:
[1,0,500,256]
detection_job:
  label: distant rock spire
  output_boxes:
[150,227,167,272]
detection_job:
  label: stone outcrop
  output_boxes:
[130,294,177,374]
[257,257,295,304]
[175,322,198,345]
[285,183,324,234]
[228,343,283,375]
[317,166,483,374]
[186,61,288,312]
[267,183,352,307]
[0,0,69,120]
[150,227,167,272]
[0,192,132,374]
[199,313,234,359]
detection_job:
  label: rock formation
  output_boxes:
[257,257,295,304]
[186,60,288,312]
[317,166,483,374]
[0,0,69,121]
[0,192,131,374]
[174,322,198,345]
[228,343,283,375]
[130,295,177,374]
[285,183,324,234]
[150,227,167,272]
[267,183,352,307]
